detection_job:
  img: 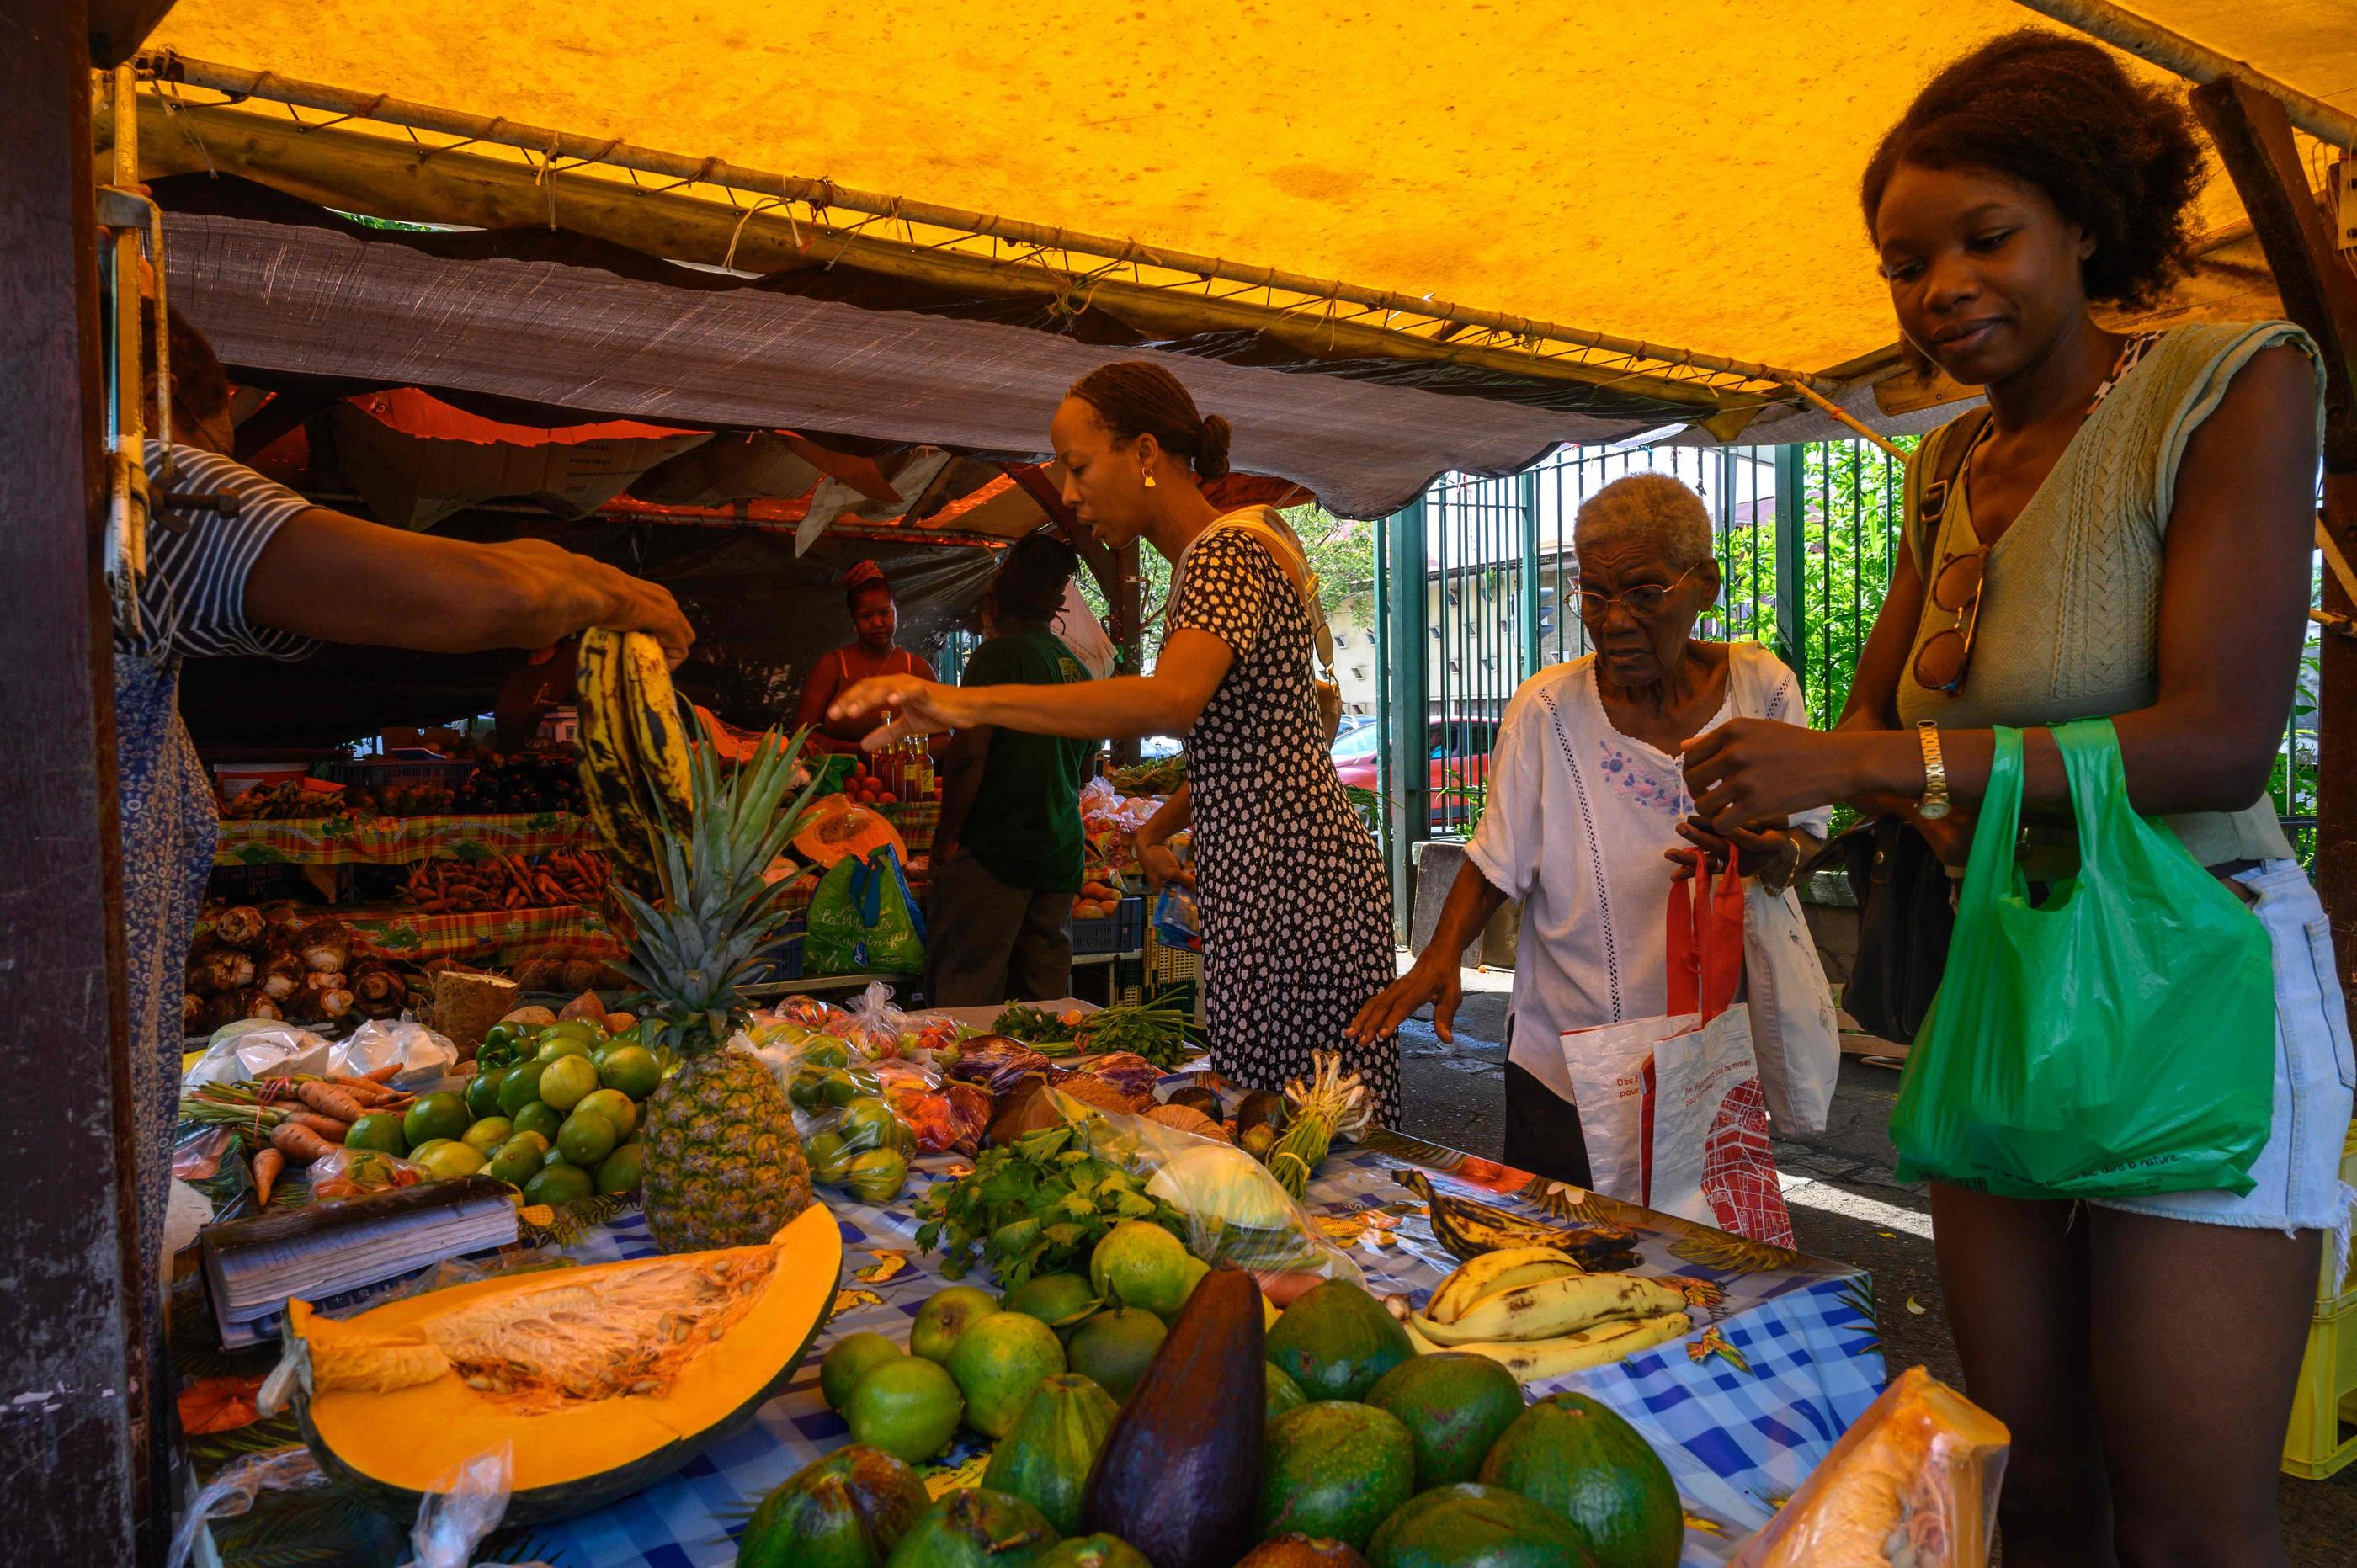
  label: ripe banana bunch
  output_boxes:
[575,627,693,888]
[1390,1250,1695,1385]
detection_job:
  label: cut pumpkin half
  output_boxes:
[286,1204,843,1523]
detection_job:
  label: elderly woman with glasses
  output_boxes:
[1350,473,1828,1184]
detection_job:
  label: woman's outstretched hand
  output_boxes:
[828,676,975,748]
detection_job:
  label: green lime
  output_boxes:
[461,1116,513,1156]
[344,1112,408,1155]
[540,1019,602,1047]
[486,1133,548,1186]
[464,1066,509,1119]
[593,1143,642,1196]
[788,1070,827,1112]
[535,1034,594,1064]
[496,1060,549,1117]
[804,1039,851,1071]
[575,1087,638,1137]
[539,1055,600,1114]
[820,1070,865,1108]
[596,1044,661,1099]
[413,1141,485,1180]
[821,1331,905,1411]
[511,1099,563,1142]
[524,1162,595,1207]
[557,1108,619,1165]
[407,1138,455,1161]
[403,1091,471,1149]
[843,1354,964,1463]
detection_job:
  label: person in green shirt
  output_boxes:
[928,534,1103,1005]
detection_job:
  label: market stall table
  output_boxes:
[184,1119,1882,1566]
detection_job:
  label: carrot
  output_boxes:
[362,1062,402,1084]
[284,1111,350,1142]
[253,1148,285,1207]
[291,1078,370,1123]
[326,1074,397,1103]
[269,1120,340,1163]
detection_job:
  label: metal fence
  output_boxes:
[1369,436,2327,921]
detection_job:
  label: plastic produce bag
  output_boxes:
[1045,1087,1363,1289]
[306,1145,428,1201]
[182,1023,331,1089]
[805,846,927,975]
[396,1445,554,1568]
[1732,1366,2009,1567]
[1891,721,2275,1198]
[837,980,912,1056]
[331,1016,458,1084]
[168,1445,332,1568]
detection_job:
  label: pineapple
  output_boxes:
[615,726,826,1253]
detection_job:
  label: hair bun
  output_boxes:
[1195,414,1233,481]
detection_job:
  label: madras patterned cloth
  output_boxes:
[214,812,599,866]
[341,902,622,966]
[515,1137,1885,1567]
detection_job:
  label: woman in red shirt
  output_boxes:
[794,561,936,754]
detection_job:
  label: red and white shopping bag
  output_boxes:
[1562,855,1794,1246]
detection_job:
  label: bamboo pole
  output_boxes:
[2012,0,2357,150]
[136,50,1831,398]
[114,99,1748,418]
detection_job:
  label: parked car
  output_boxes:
[1333,718,1495,829]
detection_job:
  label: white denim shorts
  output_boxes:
[2094,862,2357,1262]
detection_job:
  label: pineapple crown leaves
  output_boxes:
[614,726,829,1050]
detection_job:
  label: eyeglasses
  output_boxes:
[1570,567,1700,623]
[1912,545,1989,694]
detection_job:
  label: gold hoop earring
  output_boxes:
[1142,471,1157,490]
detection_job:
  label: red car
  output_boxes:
[1333,719,1495,829]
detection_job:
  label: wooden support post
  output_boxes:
[2191,77,2357,995]
[0,1,148,1560]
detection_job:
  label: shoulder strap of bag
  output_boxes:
[1210,508,1338,680]
[1910,405,1993,577]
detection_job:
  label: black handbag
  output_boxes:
[1823,817,1954,1044]
[1816,404,1987,1045]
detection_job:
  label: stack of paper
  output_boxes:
[201,1176,518,1347]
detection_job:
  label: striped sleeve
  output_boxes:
[130,444,319,664]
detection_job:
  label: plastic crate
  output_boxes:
[1072,895,1146,956]
[1113,954,1147,1007]
[2320,1121,2357,1316]
[2285,1298,2357,1479]
[318,755,479,792]
[743,928,806,986]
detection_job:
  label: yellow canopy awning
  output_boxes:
[148,0,2356,378]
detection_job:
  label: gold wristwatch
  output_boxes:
[1915,720,1951,821]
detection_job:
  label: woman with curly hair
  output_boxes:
[1683,30,2347,1563]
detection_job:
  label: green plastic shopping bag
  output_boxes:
[1889,719,2275,1198]
[804,846,928,975]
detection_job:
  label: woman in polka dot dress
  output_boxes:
[832,362,1400,1123]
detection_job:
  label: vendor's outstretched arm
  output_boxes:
[1346,858,1507,1045]
[831,629,1232,746]
[244,508,694,664]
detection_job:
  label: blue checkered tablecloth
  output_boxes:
[516,1133,1886,1568]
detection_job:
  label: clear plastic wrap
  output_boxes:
[1731,1366,2009,1568]
[306,1145,429,1201]
[1045,1088,1362,1291]
[182,1023,333,1088]
[395,1445,554,1568]
[330,1016,459,1083]
[168,1445,331,1568]
[835,980,913,1056]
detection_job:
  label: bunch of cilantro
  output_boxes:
[914,1118,1189,1291]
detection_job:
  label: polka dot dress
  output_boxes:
[1172,529,1400,1124]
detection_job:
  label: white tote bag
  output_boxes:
[1561,859,1795,1246]
[1742,881,1840,1135]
